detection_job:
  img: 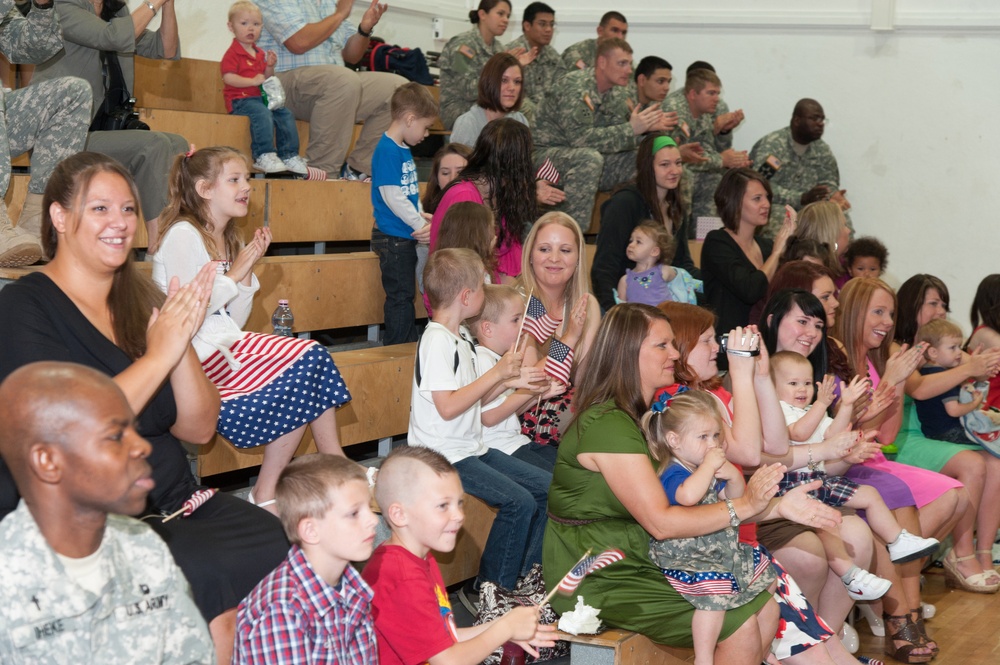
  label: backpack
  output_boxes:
[367,38,435,85]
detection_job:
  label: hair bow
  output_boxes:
[650,385,689,413]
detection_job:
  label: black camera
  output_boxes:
[95,97,150,132]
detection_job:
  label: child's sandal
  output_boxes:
[882,613,934,664]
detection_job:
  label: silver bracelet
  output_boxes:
[145,0,157,16]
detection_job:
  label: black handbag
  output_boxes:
[89,50,150,132]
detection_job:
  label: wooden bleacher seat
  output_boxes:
[557,628,692,665]
[235,180,375,244]
[133,55,446,133]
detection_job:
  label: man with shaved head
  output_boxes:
[750,98,853,237]
[0,361,214,664]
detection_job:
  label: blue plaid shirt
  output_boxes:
[234,545,378,664]
[258,0,356,70]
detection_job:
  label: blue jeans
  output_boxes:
[454,448,550,589]
[371,228,417,345]
[230,97,299,161]
[511,441,558,472]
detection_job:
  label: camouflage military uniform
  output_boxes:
[0,501,215,665]
[438,27,504,129]
[560,37,596,71]
[533,68,638,231]
[662,89,720,226]
[0,0,90,265]
[507,34,562,125]
[711,98,733,152]
[750,126,849,238]
[0,0,90,198]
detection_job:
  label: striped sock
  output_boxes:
[304,166,328,181]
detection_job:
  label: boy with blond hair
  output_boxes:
[468,284,564,471]
[373,82,439,345]
[222,1,308,174]
[234,454,379,664]
[363,446,556,665]
[409,249,550,606]
[914,318,993,442]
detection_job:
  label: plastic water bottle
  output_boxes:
[271,299,294,337]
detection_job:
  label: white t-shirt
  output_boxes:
[780,400,833,473]
[476,345,530,456]
[408,323,488,463]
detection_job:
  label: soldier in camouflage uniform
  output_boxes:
[438,0,512,129]
[662,68,749,229]
[506,2,560,125]
[560,10,627,71]
[534,38,667,232]
[750,98,852,238]
[0,0,90,267]
[0,363,214,665]
[680,61,746,156]
[633,55,673,107]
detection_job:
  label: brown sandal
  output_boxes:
[882,613,934,664]
[910,608,938,656]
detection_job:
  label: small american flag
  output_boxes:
[557,548,626,594]
[162,488,218,522]
[522,295,560,344]
[535,158,561,186]
[181,488,217,517]
[545,339,574,385]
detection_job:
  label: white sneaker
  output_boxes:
[844,569,892,600]
[887,529,939,563]
[253,152,287,173]
[283,155,308,175]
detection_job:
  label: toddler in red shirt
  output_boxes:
[221,1,307,175]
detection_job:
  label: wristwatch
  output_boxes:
[725,499,740,528]
[356,24,372,38]
[144,0,157,16]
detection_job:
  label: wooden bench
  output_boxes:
[558,629,692,665]
[134,55,446,132]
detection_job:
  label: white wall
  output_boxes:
[155,0,1000,329]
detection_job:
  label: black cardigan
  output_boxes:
[701,228,774,335]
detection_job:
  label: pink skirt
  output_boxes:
[859,451,963,509]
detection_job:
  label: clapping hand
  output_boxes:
[841,430,881,464]
[147,263,215,368]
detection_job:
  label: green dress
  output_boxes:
[894,396,979,472]
[542,402,771,647]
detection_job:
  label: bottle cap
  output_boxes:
[278,299,289,306]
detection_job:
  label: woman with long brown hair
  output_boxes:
[591,133,698,311]
[430,118,536,283]
[0,153,288,662]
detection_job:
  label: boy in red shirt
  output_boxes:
[222,1,307,175]
[363,446,556,665]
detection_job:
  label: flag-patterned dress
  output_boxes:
[152,221,351,449]
[650,462,775,611]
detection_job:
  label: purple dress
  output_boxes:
[624,266,674,306]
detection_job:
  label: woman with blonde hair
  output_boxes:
[831,277,967,659]
[786,201,850,278]
[516,211,600,444]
